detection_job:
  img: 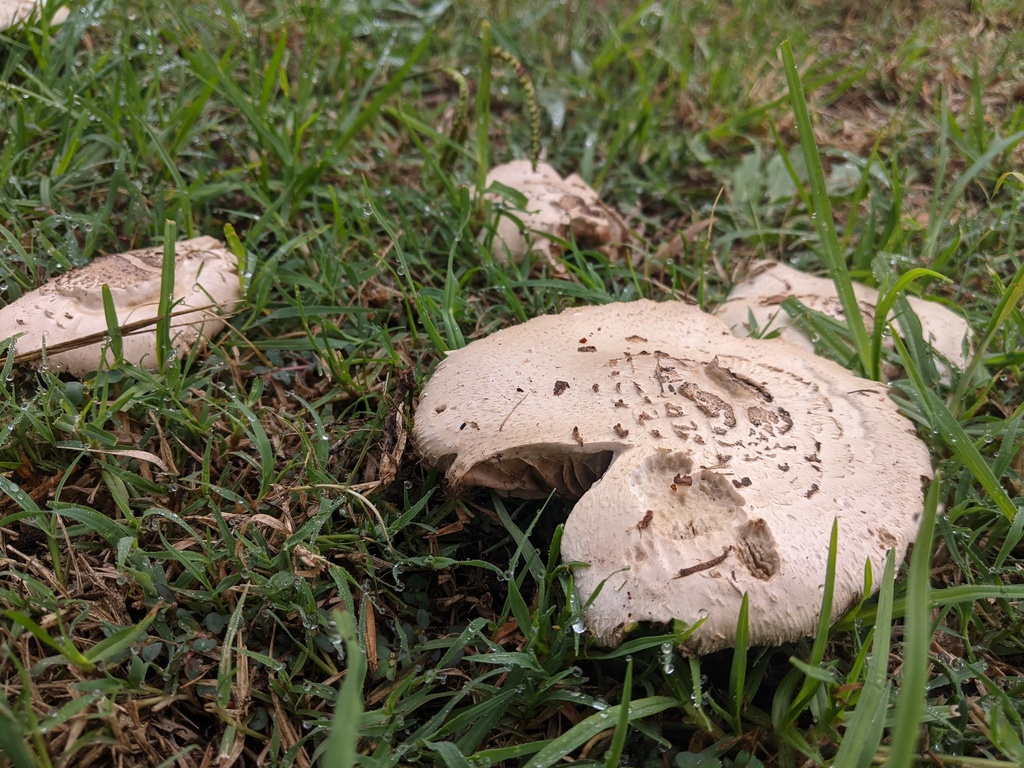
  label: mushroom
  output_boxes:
[413,300,931,653]
[0,236,241,375]
[483,160,632,268]
[0,0,68,29]
[715,260,971,378]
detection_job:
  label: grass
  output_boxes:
[1,0,1024,765]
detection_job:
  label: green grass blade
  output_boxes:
[223,222,247,293]
[781,40,873,378]
[333,33,431,153]
[365,187,448,353]
[871,267,951,368]
[440,187,471,350]
[951,258,1024,412]
[729,593,750,734]
[100,284,123,365]
[783,517,839,726]
[605,657,633,768]
[886,476,941,767]
[85,605,159,665]
[318,610,366,768]
[923,129,1024,270]
[216,586,247,708]
[832,550,896,768]
[1,610,94,673]
[260,32,288,111]
[425,740,473,768]
[0,691,37,768]
[523,697,679,768]
[156,220,177,375]
[894,332,1017,520]
[475,21,493,191]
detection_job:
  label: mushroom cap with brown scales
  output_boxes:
[413,300,932,653]
[0,236,241,376]
[483,160,632,268]
[715,260,971,380]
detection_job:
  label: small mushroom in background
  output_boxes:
[0,0,68,29]
[715,260,971,379]
[482,160,632,269]
[414,300,932,654]
[0,236,242,376]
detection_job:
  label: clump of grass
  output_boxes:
[1,1,1023,766]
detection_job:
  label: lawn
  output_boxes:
[1,0,1023,766]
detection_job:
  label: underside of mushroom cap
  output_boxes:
[414,300,932,653]
[0,236,241,375]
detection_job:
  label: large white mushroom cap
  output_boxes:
[0,236,241,375]
[715,260,971,378]
[414,300,932,653]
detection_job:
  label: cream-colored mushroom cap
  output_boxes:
[0,236,241,375]
[483,160,631,267]
[414,300,931,653]
[715,260,971,378]
[0,0,68,29]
